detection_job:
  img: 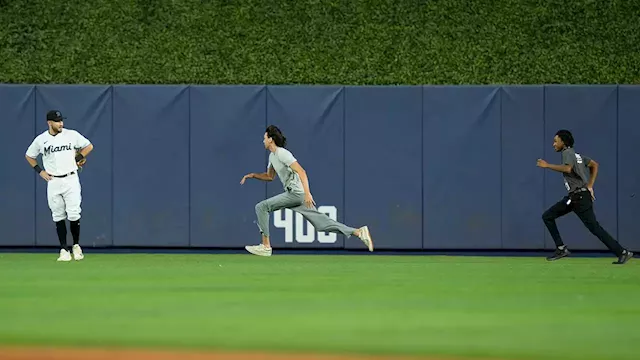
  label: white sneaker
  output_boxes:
[245,244,272,257]
[358,226,374,252]
[57,249,72,262]
[72,244,84,261]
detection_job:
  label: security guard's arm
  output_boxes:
[586,159,599,188]
[536,159,572,173]
[546,163,572,173]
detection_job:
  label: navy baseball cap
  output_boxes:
[46,110,66,122]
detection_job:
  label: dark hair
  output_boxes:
[555,129,574,148]
[266,125,287,147]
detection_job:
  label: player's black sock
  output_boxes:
[70,220,80,245]
[55,220,68,250]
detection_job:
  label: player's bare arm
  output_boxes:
[25,155,51,181]
[77,144,94,158]
[240,166,275,184]
[536,159,572,173]
[290,161,315,208]
[75,144,93,166]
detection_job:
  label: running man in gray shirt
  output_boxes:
[537,129,633,264]
[240,125,374,257]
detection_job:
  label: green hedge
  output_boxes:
[1,0,639,84]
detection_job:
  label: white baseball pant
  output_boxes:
[47,173,82,222]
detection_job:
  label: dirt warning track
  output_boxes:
[0,346,502,360]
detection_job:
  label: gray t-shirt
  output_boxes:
[561,147,592,193]
[268,147,304,193]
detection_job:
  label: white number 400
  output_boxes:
[273,206,337,244]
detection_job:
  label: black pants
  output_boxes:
[542,190,625,256]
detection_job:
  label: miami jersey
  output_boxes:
[26,129,91,176]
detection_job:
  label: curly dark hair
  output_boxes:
[555,129,574,148]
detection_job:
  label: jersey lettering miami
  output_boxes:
[26,129,91,176]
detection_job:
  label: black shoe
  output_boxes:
[547,247,570,261]
[612,251,634,265]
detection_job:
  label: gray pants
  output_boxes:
[255,191,356,238]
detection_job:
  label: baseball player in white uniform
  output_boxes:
[25,110,94,261]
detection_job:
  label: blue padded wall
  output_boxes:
[345,86,423,250]
[112,86,190,246]
[501,86,545,249]
[2,84,639,252]
[423,86,502,249]
[618,86,640,251]
[189,86,266,247]
[0,86,35,246]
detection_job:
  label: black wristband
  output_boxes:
[34,165,43,173]
[75,153,84,162]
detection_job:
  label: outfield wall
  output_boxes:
[1,85,639,252]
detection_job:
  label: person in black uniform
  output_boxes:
[536,129,633,264]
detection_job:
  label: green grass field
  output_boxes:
[0,253,638,360]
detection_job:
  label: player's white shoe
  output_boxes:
[72,244,84,261]
[358,226,374,252]
[57,249,72,262]
[245,244,272,257]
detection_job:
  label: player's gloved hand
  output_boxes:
[76,151,86,167]
[39,171,52,182]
